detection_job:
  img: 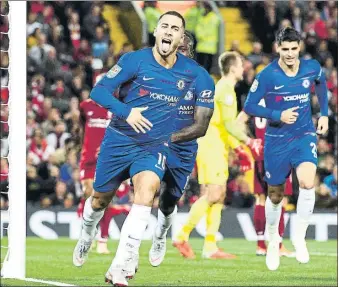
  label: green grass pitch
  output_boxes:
[1,237,337,286]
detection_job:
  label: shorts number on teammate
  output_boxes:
[310,142,317,158]
[157,153,167,170]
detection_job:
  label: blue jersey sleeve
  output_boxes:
[314,60,329,117]
[195,69,215,109]
[244,72,282,121]
[90,52,139,119]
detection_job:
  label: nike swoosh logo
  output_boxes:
[274,85,284,90]
[143,76,154,81]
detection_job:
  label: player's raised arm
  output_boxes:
[314,60,329,135]
[171,70,215,143]
[90,52,137,120]
[243,73,282,122]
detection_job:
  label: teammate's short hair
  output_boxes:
[276,27,301,46]
[218,51,240,76]
[184,31,194,58]
[158,11,185,28]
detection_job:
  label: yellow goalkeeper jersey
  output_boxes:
[203,77,241,149]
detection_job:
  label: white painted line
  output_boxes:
[15,278,77,286]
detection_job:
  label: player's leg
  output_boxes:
[253,161,267,255]
[74,128,131,267]
[279,175,295,257]
[106,149,167,284]
[254,193,267,255]
[264,148,292,271]
[149,178,180,266]
[291,134,318,264]
[73,189,117,267]
[203,184,236,259]
[293,162,317,263]
[97,202,113,254]
[174,148,213,249]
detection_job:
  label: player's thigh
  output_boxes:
[130,146,169,205]
[81,179,94,199]
[93,128,137,193]
[196,141,228,185]
[291,134,318,189]
[267,183,285,204]
[264,149,292,186]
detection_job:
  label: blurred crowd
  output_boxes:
[0,1,337,211]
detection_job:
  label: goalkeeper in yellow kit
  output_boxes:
[173,52,263,259]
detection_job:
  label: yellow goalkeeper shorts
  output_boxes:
[196,137,229,185]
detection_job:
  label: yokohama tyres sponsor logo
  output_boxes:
[276,93,309,103]
[150,92,180,104]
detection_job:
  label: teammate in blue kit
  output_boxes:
[244,27,329,271]
[148,31,214,267]
[72,11,215,286]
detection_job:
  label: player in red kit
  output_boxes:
[77,74,130,254]
[238,107,295,257]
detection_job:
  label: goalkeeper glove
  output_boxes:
[246,138,263,160]
[234,146,253,173]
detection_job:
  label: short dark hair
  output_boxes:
[184,31,195,58]
[158,11,185,28]
[276,27,301,46]
[218,51,240,76]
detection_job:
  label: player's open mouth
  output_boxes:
[161,38,172,53]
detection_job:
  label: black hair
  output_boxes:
[276,27,302,46]
[183,31,195,58]
[158,11,185,29]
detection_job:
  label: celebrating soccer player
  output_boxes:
[173,51,263,259]
[72,11,215,286]
[244,27,328,271]
[148,31,214,267]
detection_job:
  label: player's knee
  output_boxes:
[268,185,284,205]
[269,193,283,205]
[206,185,225,204]
[91,191,113,211]
[298,180,314,190]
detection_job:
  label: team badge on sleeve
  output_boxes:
[250,79,259,92]
[107,64,122,78]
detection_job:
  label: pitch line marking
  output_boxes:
[2,277,77,286]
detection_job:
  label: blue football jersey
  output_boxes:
[92,48,212,146]
[170,72,215,155]
[244,58,328,146]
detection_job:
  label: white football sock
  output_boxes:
[114,204,151,264]
[81,197,105,241]
[295,187,315,241]
[265,197,283,240]
[155,205,177,239]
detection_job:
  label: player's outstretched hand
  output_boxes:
[246,138,263,160]
[234,145,253,173]
[280,106,299,124]
[316,116,329,135]
[126,106,153,134]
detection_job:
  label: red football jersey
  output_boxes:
[79,99,111,165]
